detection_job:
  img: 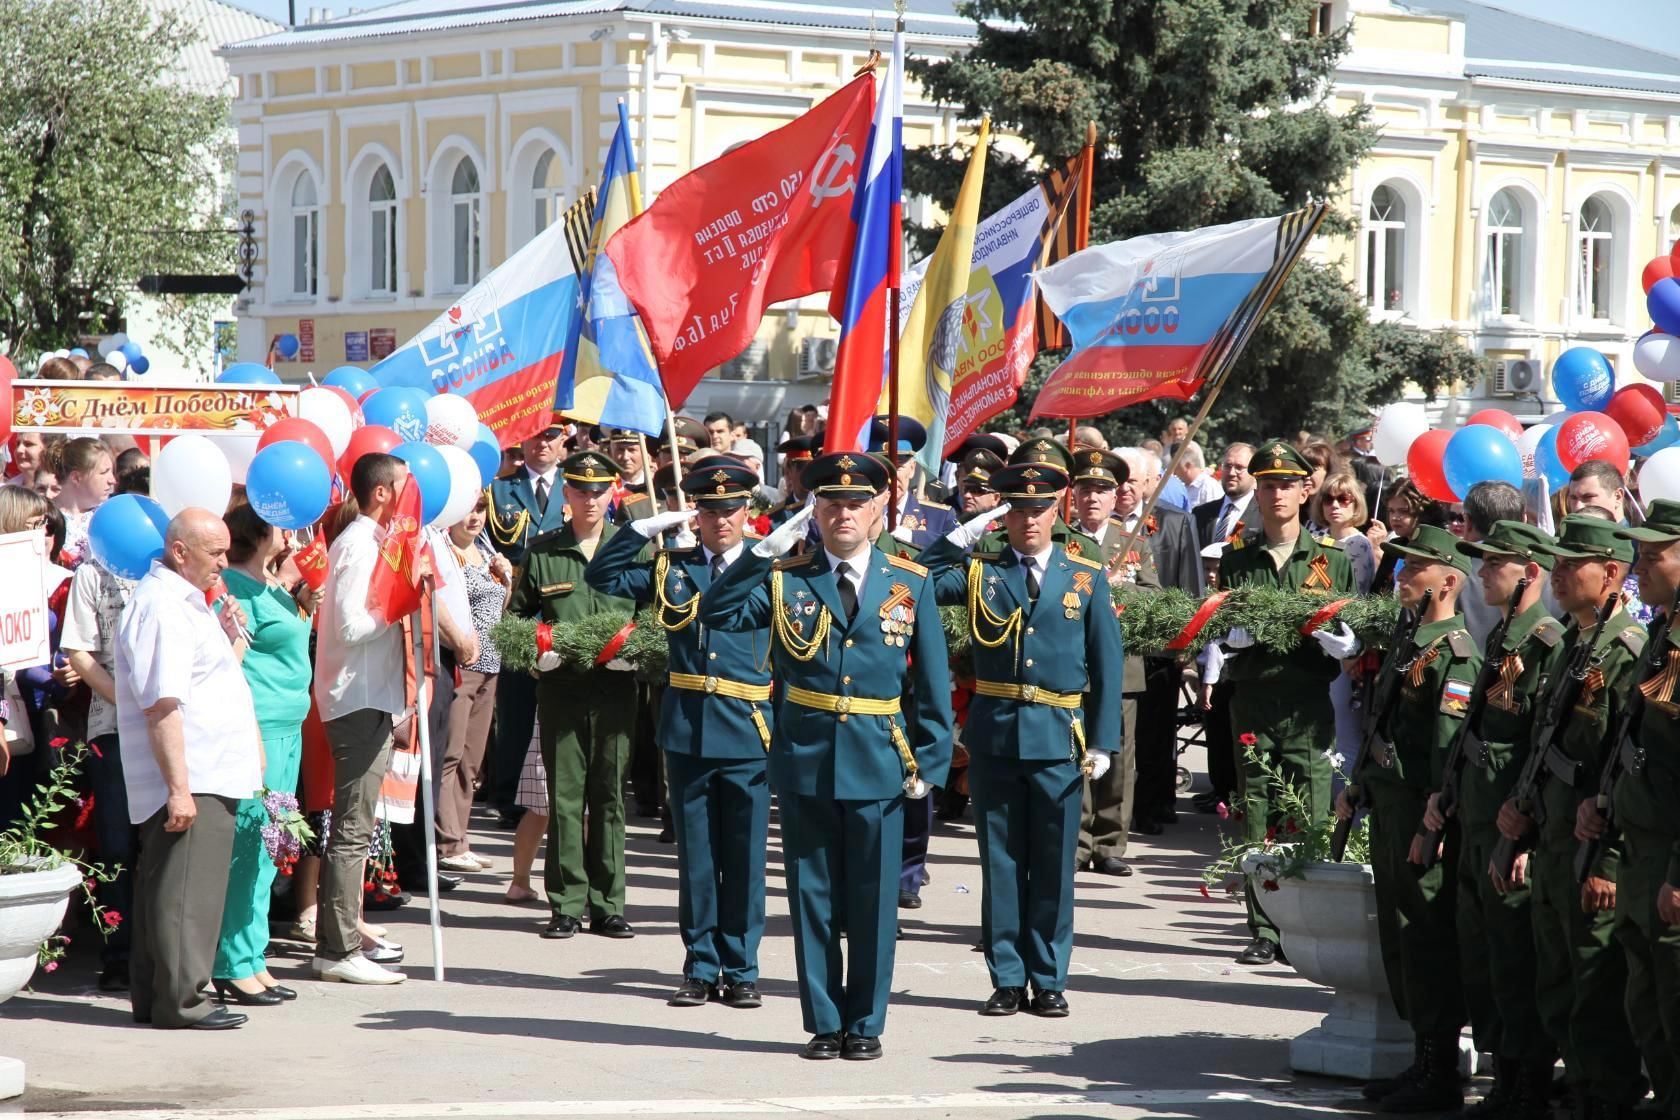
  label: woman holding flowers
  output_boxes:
[212,501,320,1005]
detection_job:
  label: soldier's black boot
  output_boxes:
[1378,1032,1465,1113]
[1503,1060,1556,1120]
[1464,1055,1518,1118]
[1363,1035,1424,1102]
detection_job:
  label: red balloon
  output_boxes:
[338,423,401,480]
[1645,256,1677,294]
[257,417,334,475]
[1407,428,1458,502]
[357,388,379,406]
[1604,384,1667,448]
[0,354,14,442]
[1556,411,1630,475]
[1464,408,1522,443]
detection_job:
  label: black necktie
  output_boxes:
[836,562,858,621]
[535,476,550,514]
[710,554,726,581]
[1025,560,1040,603]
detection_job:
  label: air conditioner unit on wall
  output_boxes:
[796,336,838,381]
[1490,358,1541,397]
[1663,379,1680,405]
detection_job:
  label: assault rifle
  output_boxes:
[1574,590,1680,883]
[1490,596,1615,882]
[1331,588,1432,862]
[1414,577,1531,871]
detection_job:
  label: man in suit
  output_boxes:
[587,458,773,1008]
[701,452,953,1061]
[1191,442,1256,552]
[485,423,569,827]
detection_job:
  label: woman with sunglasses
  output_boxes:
[1311,473,1376,594]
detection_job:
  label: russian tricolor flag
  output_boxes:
[823,29,903,455]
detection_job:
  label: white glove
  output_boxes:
[891,522,916,544]
[1225,626,1256,650]
[630,508,698,539]
[1202,640,1228,687]
[946,503,1010,550]
[1312,621,1363,660]
[1085,751,1112,781]
[536,650,561,672]
[670,527,697,550]
[753,504,814,558]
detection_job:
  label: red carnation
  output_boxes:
[1198,884,1211,899]
[1262,879,1280,892]
[102,911,122,929]
[1239,732,1258,747]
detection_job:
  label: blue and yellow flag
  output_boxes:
[553,102,666,434]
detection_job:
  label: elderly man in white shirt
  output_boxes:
[312,452,410,985]
[117,507,260,1030]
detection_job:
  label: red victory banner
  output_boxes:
[369,476,426,624]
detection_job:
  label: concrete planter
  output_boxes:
[0,859,81,1099]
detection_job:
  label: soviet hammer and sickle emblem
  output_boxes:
[809,143,858,208]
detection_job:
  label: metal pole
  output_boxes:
[413,619,445,982]
[887,286,901,530]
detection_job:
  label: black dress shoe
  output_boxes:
[657,825,675,843]
[897,889,922,910]
[801,1032,842,1060]
[1133,818,1164,835]
[668,977,716,1007]
[542,914,580,939]
[1030,989,1069,1017]
[980,986,1026,1016]
[264,984,298,1001]
[184,1008,248,1030]
[1236,937,1279,965]
[721,981,762,1009]
[590,914,635,939]
[212,978,283,1006]
[841,1034,883,1060]
[1093,856,1133,877]
[97,963,130,993]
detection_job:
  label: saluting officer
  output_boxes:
[1337,524,1478,1112]
[920,461,1122,1017]
[701,452,952,1062]
[1218,439,1355,966]
[1496,512,1647,1117]
[586,458,773,1010]
[507,449,645,942]
[973,437,1100,562]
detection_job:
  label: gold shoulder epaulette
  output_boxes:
[1230,537,1246,551]
[1066,551,1103,571]
[887,553,928,577]
[1319,535,1337,548]
[1447,629,1477,659]
[1531,618,1564,647]
[772,554,816,571]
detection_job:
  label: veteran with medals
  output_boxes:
[700,452,953,1061]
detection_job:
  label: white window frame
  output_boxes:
[368,165,399,298]
[1363,183,1408,315]
[289,173,320,300]
[450,157,483,290]
[1574,193,1618,324]
[504,128,575,256]
[1483,187,1527,321]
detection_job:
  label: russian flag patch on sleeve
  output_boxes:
[1440,677,1473,716]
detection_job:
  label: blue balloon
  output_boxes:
[129,355,149,375]
[363,387,430,444]
[1535,425,1571,491]
[275,333,300,360]
[119,340,143,363]
[468,425,501,488]
[322,365,376,397]
[87,494,170,579]
[218,362,282,386]
[1443,424,1523,497]
[1552,347,1615,412]
[391,441,449,525]
[1637,414,1680,456]
[67,348,87,359]
[246,441,332,530]
[1649,277,1680,335]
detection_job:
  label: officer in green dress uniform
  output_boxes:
[700,452,953,1061]
[507,449,646,941]
[1496,513,1648,1117]
[1336,524,1478,1112]
[586,458,773,1009]
[972,437,1101,562]
[1416,521,1563,1116]
[1584,500,1680,1118]
[919,462,1123,1017]
[1218,439,1355,966]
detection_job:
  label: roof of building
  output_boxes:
[222,0,977,52]
[1401,0,1680,97]
[157,0,283,90]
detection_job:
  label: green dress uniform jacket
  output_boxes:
[507,522,644,922]
[1366,614,1479,1036]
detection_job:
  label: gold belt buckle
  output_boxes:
[1021,685,1038,702]
[703,675,719,694]
[835,696,852,714]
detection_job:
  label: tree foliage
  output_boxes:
[0,0,233,358]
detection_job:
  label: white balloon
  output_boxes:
[96,336,117,358]
[424,393,480,449]
[1634,333,1680,382]
[108,333,128,350]
[298,386,354,458]
[209,432,261,484]
[104,351,128,372]
[152,434,233,519]
[1516,423,1552,481]
[433,445,482,527]
[1371,402,1430,467]
[1639,446,1680,506]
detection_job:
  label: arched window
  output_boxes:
[290,173,319,298]
[532,150,565,236]
[1484,189,1525,319]
[1667,201,1680,257]
[1364,184,1406,312]
[1576,195,1615,321]
[450,157,483,288]
[368,166,398,297]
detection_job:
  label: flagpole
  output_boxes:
[885,2,905,531]
[1111,372,1231,569]
[413,615,445,982]
[665,405,688,511]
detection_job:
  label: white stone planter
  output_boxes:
[0,859,81,1099]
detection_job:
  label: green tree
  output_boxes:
[907,0,1470,443]
[0,0,233,360]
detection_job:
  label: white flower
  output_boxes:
[1323,749,1346,769]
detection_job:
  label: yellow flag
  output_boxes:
[883,117,989,474]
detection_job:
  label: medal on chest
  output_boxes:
[881,582,914,647]
[1062,590,1082,620]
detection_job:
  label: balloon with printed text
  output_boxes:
[246,441,332,530]
[1555,411,1630,475]
[1604,384,1667,449]
[1551,348,1615,413]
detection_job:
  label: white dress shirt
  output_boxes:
[1210,492,1253,539]
[314,515,406,722]
[1186,472,1223,510]
[702,541,745,572]
[1012,546,1050,590]
[824,547,867,600]
[115,561,262,825]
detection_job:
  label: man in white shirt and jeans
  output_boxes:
[117,508,260,1030]
[312,453,409,985]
